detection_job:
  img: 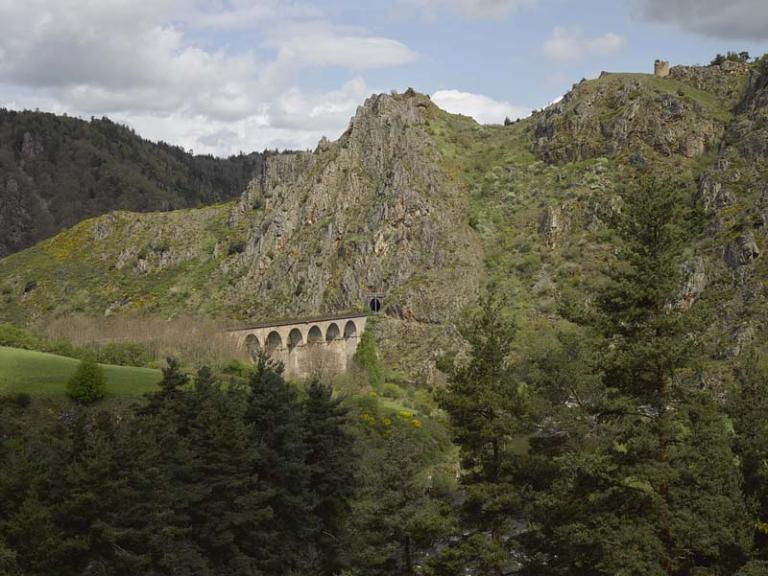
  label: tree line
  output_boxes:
[0,354,455,575]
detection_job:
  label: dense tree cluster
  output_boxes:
[434,176,768,575]
[711,51,751,66]
[0,354,453,575]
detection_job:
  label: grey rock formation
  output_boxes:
[223,91,483,324]
[677,257,707,309]
[725,232,761,269]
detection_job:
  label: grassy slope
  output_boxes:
[0,70,760,373]
[0,346,161,395]
[0,204,241,323]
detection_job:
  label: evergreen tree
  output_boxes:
[303,379,356,575]
[523,175,751,575]
[437,292,533,574]
[731,355,768,560]
[185,367,269,574]
[245,351,312,572]
[347,423,447,575]
[0,536,18,576]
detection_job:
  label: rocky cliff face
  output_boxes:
[224,91,482,323]
[529,70,746,164]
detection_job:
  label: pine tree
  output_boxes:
[523,175,751,575]
[185,367,269,574]
[731,355,768,561]
[437,292,533,574]
[303,379,356,575]
[347,423,446,575]
[245,351,312,572]
[0,536,19,576]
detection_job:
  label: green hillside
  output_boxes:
[0,345,161,395]
[0,109,265,257]
[1,58,767,380]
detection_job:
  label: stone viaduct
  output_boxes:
[229,312,368,378]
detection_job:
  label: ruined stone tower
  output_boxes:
[654,59,670,78]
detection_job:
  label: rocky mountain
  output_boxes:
[2,57,768,380]
[0,109,264,256]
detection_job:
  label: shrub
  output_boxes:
[381,382,404,399]
[66,359,106,404]
[94,341,151,367]
[0,323,43,350]
[710,51,750,66]
[12,392,31,409]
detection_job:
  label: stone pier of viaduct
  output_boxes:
[229,313,368,378]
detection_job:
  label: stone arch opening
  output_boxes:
[326,323,340,342]
[369,297,382,313]
[266,331,283,352]
[343,320,357,340]
[245,334,260,361]
[307,325,323,345]
[288,328,303,349]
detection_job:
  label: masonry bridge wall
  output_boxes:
[229,313,368,379]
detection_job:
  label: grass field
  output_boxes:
[0,346,161,396]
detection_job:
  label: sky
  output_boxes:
[1,0,767,156]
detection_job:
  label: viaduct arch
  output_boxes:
[229,312,368,378]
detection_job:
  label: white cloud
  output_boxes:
[633,0,768,40]
[431,89,529,124]
[0,0,418,154]
[401,0,535,19]
[543,26,625,62]
[267,22,418,70]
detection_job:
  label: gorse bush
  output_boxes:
[66,359,106,404]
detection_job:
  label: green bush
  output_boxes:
[381,382,404,399]
[66,359,106,404]
[0,323,43,350]
[710,51,750,66]
[94,341,152,367]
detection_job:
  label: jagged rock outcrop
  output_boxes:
[669,62,750,106]
[725,232,761,269]
[539,206,564,248]
[225,91,482,323]
[677,257,707,310]
[529,73,729,164]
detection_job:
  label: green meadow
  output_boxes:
[0,345,161,396]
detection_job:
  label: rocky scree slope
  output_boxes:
[0,109,263,257]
